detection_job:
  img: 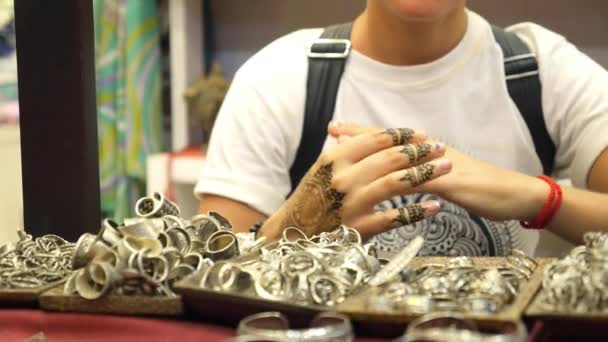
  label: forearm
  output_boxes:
[546,186,608,245]
[198,194,267,233]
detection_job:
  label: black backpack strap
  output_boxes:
[288,23,353,195]
[492,26,556,175]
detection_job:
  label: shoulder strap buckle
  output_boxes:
[503,53,536,63]
[307,39,351,59]
[504,52,539,81]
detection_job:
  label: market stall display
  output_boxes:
[3,192,599,340]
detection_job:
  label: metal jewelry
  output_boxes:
[0,230,74,289]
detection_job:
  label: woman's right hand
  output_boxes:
[259,127,453,241]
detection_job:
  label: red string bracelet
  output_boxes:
[540,176,563,228]
[520,175,562,229]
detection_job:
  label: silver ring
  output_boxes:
[506,256,533,280]
[71,233,97,269]
[165,226,192,254]
[205,230,240,261]
[281,227,308,243]
[253,268,290,301]
[467,295,500,313]
[134,192,180,218]
[309,274,345,306]
[99,218,124,246]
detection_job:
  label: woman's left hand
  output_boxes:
[329,122,548,222]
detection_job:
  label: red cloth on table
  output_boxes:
[0,310,387,342]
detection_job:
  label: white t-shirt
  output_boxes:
[195,10,608,257]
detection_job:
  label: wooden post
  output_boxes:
[14,0,100,241]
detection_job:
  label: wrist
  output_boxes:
[520,176,551,222]
[520,175,563,229]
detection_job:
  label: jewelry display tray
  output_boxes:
[39,285,184,316]
[174,270,326,326]
[526,285,608,322]
[174,257,552,333]
[0,280,65,305]
[339,257,552,330]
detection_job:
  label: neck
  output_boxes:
[352,5,468,65]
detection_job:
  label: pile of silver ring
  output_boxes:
[198,226,380,307]
[0,230,74,289]
[64,192,263,300]
[540,231,608,312]
[372,250,537,314]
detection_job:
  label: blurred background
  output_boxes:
[1,0,607,244]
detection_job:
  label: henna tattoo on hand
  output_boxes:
[393,205,426,226]
[400,143,432,163]
[400,164,435,187]
[384,128,415,146]
[282,163,345,235]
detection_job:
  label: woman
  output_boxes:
[195,0,608,257]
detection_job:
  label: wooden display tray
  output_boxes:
[525,282,608,339]
[174,271,326,327]
[39,284,184,317]
[174,257,551,336]
[0,280,65,306]
[339,257,553,330]
[526,276,608,322]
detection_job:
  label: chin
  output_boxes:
[379,0,465,21]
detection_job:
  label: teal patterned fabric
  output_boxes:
[93,0,162,220]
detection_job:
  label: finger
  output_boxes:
[326,128,427,163]
[337,135,352,144]
[353,158,452,210]
[339,142,446,188]
[384,128,421,146]
[352,201,440,238]
[329,121,426,141]
[328,121,373,137]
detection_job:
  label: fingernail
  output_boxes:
[434,142,446,152]
[328,121,343,129]
[421,200,441,216]
[432,159,452,173]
